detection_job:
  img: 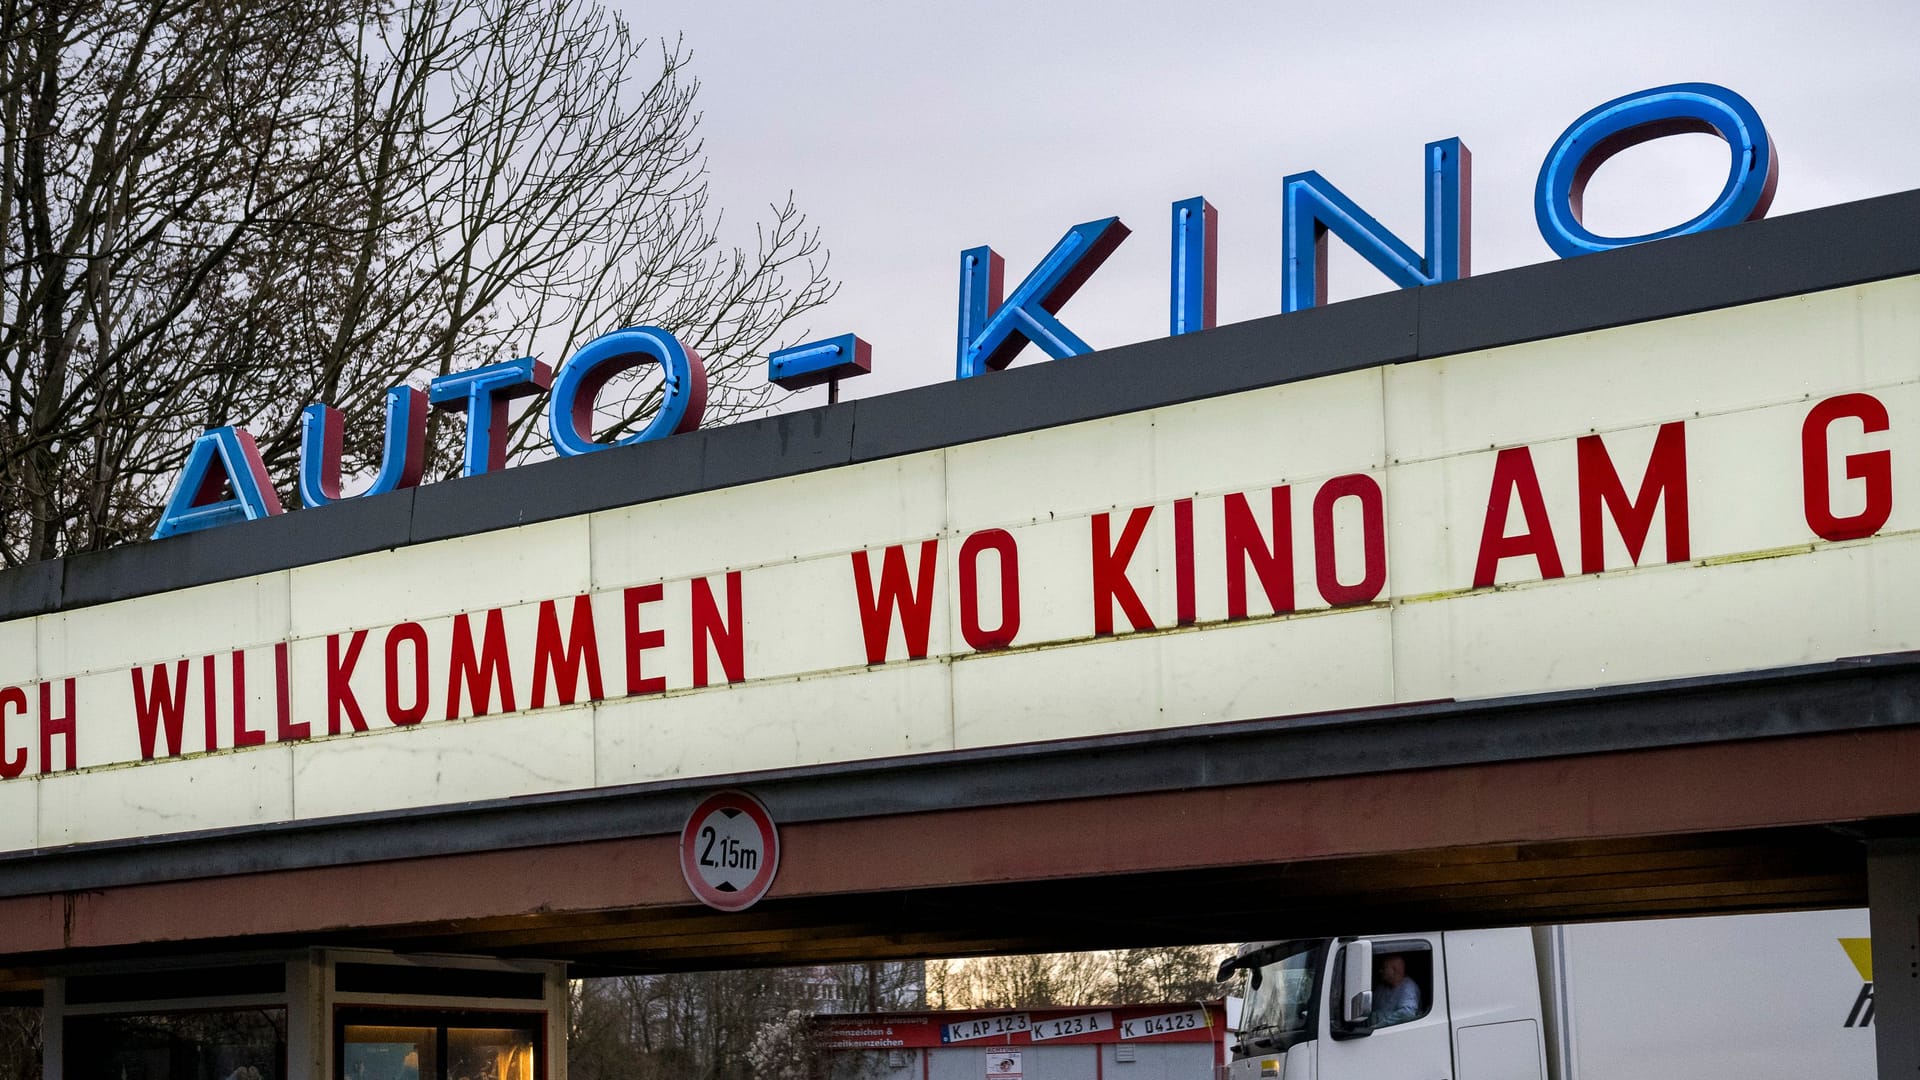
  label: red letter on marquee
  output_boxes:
[533,595,605,707]
[39,678,76,774]
[385,622,430,725]
[624,584,667,696]
[1577,421,1689,573]
[851,541,940,664]
[692,573,745,688]
[275,642,307,742]
[328,630,369,734]
[1803,393,1893,542]
[1474,447,1565,588]
[1091,507,1154,635]
[958,529,1022,651]
[231,641,266,745]
[447,608,515,718]
[1173,499,1196,626]
[0,687,26,779]
[1314,474,1387,606]
[1225,487,1295,619]
[132,659,190,761]
[201,654,219,751]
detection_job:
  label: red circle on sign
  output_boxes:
[679,790,780,912]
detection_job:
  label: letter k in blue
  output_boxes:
[956,216,1130,379]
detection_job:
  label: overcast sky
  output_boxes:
[613,0,1920,402]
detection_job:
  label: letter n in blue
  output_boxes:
[1282,138,1471,312]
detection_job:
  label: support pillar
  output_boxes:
[1869,838,1920,1077]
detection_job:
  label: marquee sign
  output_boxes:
[0,274,1913,852]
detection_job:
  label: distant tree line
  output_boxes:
[926,946,1226,1010]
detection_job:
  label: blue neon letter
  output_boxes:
[548,327,707,458]
[152,427,285,539]
[428,357,553,477]
[1282,138,1471,313]
[956,217,1130,379]
[769,333,871,391]
[1171,197,1217,336]
[298,387,427,508]
[1535,83,1777,259]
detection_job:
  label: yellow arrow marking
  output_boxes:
[1839,937,1872,982]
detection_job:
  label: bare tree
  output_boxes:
[0,1007,38,1080]
[0,0,832,566]
[571,968,821,1080]
[1106,945,1223,1004]
[927,946,1229,1009]
[927,951,1110,1009]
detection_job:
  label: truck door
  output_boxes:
[1317,937,1453,1080]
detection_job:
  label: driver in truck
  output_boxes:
[1370,952,1422,1028]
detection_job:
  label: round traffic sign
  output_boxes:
[678,790,780,911]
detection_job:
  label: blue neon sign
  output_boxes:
[153,82,1785,542]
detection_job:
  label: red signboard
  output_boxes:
[815,1002,1226,1049]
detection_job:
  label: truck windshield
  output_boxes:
[1234,939,1323,1056]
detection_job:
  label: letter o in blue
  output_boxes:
[548,327,708,457]
[1535,83,1778,259]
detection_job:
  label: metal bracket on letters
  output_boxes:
[769,333,872,404]
[151,427,285,539]
[956,216,1131,379]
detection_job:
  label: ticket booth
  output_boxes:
[40,951,567,1080]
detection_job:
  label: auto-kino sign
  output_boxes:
[148,83,1779,541]
[0,276,1914,850]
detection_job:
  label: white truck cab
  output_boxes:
[1223,929,1544,1080]
[1219,910,1876,1080]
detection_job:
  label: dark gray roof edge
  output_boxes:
[7,188,1920,619]
[2,650,1916,899]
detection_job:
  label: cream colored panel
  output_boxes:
[945,410,1156,532]
[290,705,596,819]
[38,746,294,847]
[0,776,34,852]
[1157,605,1395,727]
[288,517,591,638]
[1151,367,1387,501]
[1391,535,1920,706]
[951,634,1162,748]
[590,453,948,589]
[739,554,920,679]
[1385,277,1920,465]
[41,573,291,678]
[0,619,35,687]
[593,660,952,786]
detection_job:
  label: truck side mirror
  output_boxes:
[1342,939,1374,1026]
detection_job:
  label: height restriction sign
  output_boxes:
[679,790,781,911]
